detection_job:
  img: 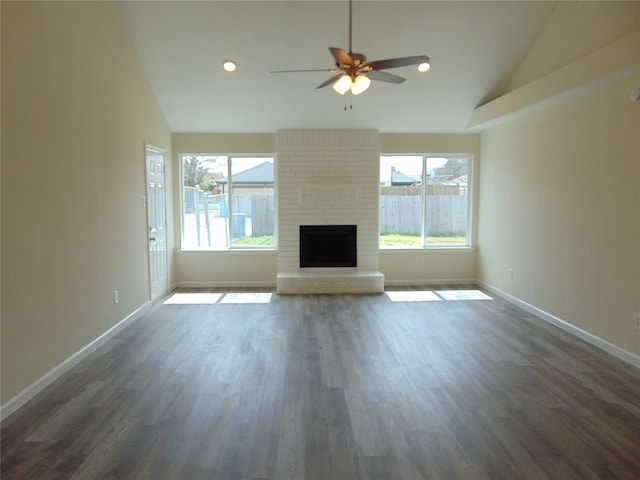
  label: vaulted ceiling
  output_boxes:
[116,1,557,133]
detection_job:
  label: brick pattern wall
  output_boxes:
[276,129,384,293]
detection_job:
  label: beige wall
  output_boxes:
[1,2,3,376]
[176,251,277,287]
[1,1,172,404]
[508,2,640,92]
[477,3,640,357]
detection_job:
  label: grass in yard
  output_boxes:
[233,235,275,246]
[380,234,466,247]
[233,234,465,247]
[380,234,422,247]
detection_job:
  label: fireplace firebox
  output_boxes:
[299,225,357,268]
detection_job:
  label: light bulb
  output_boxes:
[350,75,371,95]
[333,75,352,95]
[223,60,237,72]
[418,62,430,73]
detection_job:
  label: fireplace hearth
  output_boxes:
[299,225,357,268]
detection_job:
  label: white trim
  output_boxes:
[176,279,478,289]
[1,302,150,422]
[144,143,169,301]
[479,281,640,370]
[175,279,479,289]
[178,249,277,255]
[384,278,477,287]
[174,280,277,289]
[378,247,476,253]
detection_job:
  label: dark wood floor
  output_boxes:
[2,286,640,479]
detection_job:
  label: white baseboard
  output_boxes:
[384,278,477,287]
[478,281,640,370]
[1,302,151,422]
[175,279,478,289]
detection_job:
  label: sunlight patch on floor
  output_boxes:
[436,290,493,301]
[164,293,224,304]
[164,292,273,305]
[385,289,493,302]
[220,292,273,304]
[385,291,441,302]
[164,290,490,305]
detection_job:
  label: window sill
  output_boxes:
[379,246,476,253]
[179,248,277,254]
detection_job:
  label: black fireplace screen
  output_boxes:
[299,225,357,268]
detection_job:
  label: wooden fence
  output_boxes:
[380,194,467,236]
[184,187,274,243]
[185,186,464,241]
[250,196,275,236]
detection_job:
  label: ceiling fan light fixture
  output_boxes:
[222,60,237,72]
[333,74,352,95]
[273,0,431,102]
[350,75,371,95]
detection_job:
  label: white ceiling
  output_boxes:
[116,1,557,133]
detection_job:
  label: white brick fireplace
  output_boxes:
[276,129,384,294]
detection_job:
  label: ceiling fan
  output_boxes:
[271,0,431,96]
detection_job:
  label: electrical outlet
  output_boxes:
[635,314,640,330]
[114,290,119,304]
[508,268,514,280]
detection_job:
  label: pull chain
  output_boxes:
[343,92,354,111]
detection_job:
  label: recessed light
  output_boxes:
[222,60,237,72]
[417,62,430,73]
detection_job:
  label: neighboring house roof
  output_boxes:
[391,170,419,186]
[431,173,468,186]
[218,161,274,185]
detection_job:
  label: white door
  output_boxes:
[145,144,168,300]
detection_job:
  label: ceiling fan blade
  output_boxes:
[329,47,354,66]
[316,73,346,89]
[366,70,405,84]
[271,69,337,73]
[366,55,430,71]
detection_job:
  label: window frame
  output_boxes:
[179,153,277,251]
[379,154,473,249]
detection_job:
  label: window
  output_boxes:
[379,155,471,248]
[181,154,275,250]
